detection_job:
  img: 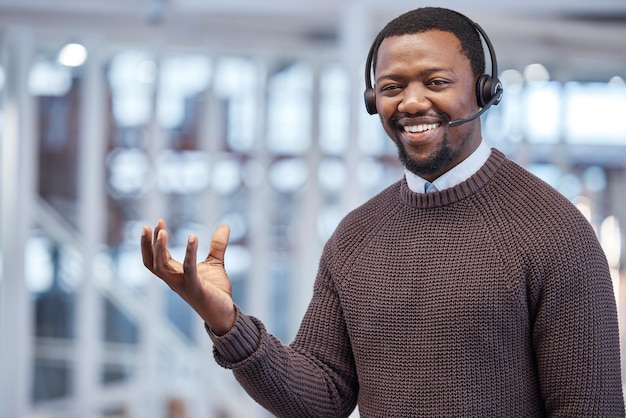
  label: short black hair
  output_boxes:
[367,7,486,82]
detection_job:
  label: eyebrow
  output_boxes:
[375,67,453,84]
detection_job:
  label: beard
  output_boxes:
[395,133,455,178]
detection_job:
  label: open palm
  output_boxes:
[141,219,236,335]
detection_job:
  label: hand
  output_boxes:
[141,219,236,336]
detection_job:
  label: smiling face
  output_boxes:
[375,30,483,181]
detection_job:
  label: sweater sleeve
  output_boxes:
[529,213,625,417]
[208,254,358,418]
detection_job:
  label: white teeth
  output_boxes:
[404,123,439,133]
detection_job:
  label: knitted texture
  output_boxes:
[211,149,625,417]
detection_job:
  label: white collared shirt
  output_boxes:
[405,140,491,193]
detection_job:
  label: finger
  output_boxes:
[140,225,155,271]
[153,218,166,246]
[206,224,230,263]
[183,234,199,280]
[153,228,171,271]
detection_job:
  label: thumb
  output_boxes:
[206,224,230,263]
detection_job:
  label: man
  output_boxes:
[141,7,624,417]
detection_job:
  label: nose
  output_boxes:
[397,84,430,114]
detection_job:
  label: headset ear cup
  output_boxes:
[364,88,377,115]
[476,74,503,108]
[475,74,491,108]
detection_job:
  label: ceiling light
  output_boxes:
[523,63,550,83]
[57,42,88,67]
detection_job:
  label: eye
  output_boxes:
[378,83,402,94]
[427,79,450,89]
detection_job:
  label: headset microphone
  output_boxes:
[448,88,502,127]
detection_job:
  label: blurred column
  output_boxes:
[0,26,37,418]
[338,1,371,213]
[246,58,271,325]
[608,169,626,282]
[75,34,107,418]
[193,65,223,418]
[604,168,626,310]
[292,61,323,337]
[607,169,626,354]
[137,54,167,418]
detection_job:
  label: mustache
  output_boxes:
[391,110,450,124]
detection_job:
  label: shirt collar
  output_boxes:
[405,140,491,193]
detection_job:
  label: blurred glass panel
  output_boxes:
[317,204,343,241]
[523,63,550,83]
[35,288,75,339]
[104,297,138,344]
[564,82,626,145]
[106,147,152,197]
[557,173,583,201]
[318,157,347,193]
[166,291,194,341]
[523,81,561,143]
[573,196,592,222]
[108,51,156,128]
[111,246,148,288]
[526,163,562,189]
[217,211,248,243]
[156,150,211,194]
[0,61,2,285]
[267,62,313,154]
[28,59,72,96]
[102,362,134,385]
[526,163,582,200]
[242,159,266,188]
[601,215,622,269]
[319,63,349,155]
[224,244,252,276]
[582,166,607,192]
[359,112,392,156]
[158,55,211,130]
[30,237,79,339]
[0,62,5,90]
[25,235,55,293]
[357,157,385,191]
[483,69,523,144]
[37,76,81,228]
[33,359,72,401]
[214,56,259,153]
[268,265,290,342]
[212,156,242,195]
[357,157,402,198]
[268,157,308,193]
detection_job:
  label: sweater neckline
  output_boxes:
[399,148,506,208]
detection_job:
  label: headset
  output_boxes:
[363,18,503,128]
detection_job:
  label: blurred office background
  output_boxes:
[0,0,625,417]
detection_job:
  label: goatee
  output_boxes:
[396,134,454,178]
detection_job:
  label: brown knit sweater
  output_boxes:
[211,149,625,417]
